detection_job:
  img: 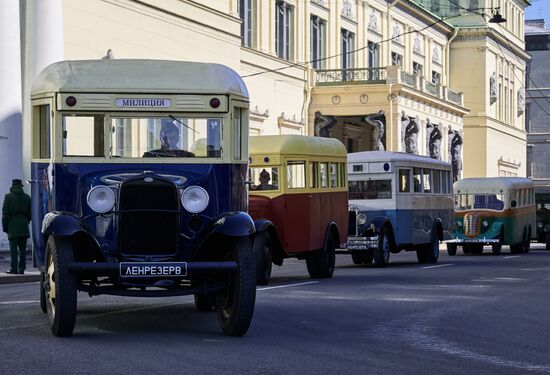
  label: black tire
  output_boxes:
[523,229,531,254]
[39,271,47,314]
[216,237,256,336]
[510,243,523,254]
[45,236,77,337]
[363,250,374,264]
[470,244,484,255]
[462,245,470,255]
[491,242,502,256]
[194,293,216,312]
[306,232,336,279]
[424,236,439,263]
[447,244,457,256]
[546,233,550,251]
[416,248,428,264]
[253,232,273,285]
[351,252,363,265]
[374,228,391,268]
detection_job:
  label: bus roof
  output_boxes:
[348,151,451,167]
[454,177,534,193]
[31,59,248,99]
[250,135,347,158]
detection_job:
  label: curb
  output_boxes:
[0,274,41,284]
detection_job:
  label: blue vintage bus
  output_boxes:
[30,59,255,337]
[343,152,454,266]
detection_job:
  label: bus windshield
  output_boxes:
[455,194,505,211]
[349,179,392,200]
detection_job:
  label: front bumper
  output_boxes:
[342,236,378,251]
[445,238,500,244]
[68,261,237,278]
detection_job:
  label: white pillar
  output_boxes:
[0,1,23,249]
[21,0,64,182]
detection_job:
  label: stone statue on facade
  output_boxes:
[429,122,442,160]
[517,88,525,115]
[314,111,336,138]
[365,110,386,151]
[401,111,419,154]
[368,11,378,33]
[490,72,497,104]
[450,130,463,182]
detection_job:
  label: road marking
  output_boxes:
[257,281,319,291]
[0,300,39,305]
[503,256,521,259]
[421,264,452,269]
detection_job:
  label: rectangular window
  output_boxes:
[423,169,432,193]
[455,194,505,211]
[63,114,104,157]
[391,52,403,67]
[38,105,51,158]
[367,41,379,68]
[287,160,306,189]
[352,164,363,172]
[320,162,329,188]
[311,16,326,70]
[349,180,392,200]
[310,162,319,188]
[276,1,294,60]
[239,0,256,47]
[432,71,441,85]
[413,62,423,76]
[234,108,242,160]
[399,169,411,193]
[250,166,279,191]
[340,162,346,188]
[110,117,222,158]
[341,29,355,72]
[329,163,338,188]
[433,169,441,193]
[413,167,422,192]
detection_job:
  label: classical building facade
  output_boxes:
[0,0,531,247]
[525,19,550,191]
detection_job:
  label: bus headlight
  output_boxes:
[482,220,489,227]
[457,221,463,227]
[357,214,367,225]
[182,186,209,213]
[538,222,544,228]
[87,186,115,213]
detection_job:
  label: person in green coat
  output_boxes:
[2,179,31,274]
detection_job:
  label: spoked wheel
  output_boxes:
[253,232,273,285]
[45,236,77,337]
[374,228,391,268]
[216,237,256,336]
[194,293,216,312]
[447,244,457,256]
[306,233,336,279]
[40,271,47,314]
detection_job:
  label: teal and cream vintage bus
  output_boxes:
[447,177,536,255]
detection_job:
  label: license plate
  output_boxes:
[346,237,378,250]
[120,262,188,277]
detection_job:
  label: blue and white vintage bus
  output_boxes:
[343,152,454,266]
[30,59,255,337]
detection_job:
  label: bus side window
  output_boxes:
[413,167,422,193]
[34,105,51,159]
[399,169,410,193]
[423,169,432,193]
[287,160,306,189]
[329,163,338,188]
[433,169,441,194]
[340,162,346,188]
[320,162,329,188]
[310,161,319,188]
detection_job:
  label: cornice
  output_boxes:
[454,28,531,61]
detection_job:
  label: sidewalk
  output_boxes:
[0,249,40,284]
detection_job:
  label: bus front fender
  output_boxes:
[41,211,88,237]
[211,212,256,237]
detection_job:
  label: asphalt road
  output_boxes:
[1,244,550,375]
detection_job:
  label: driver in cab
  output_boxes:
[143,119,195,157]
[252,169,276,191]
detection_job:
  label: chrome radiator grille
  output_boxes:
[464,214,480,236]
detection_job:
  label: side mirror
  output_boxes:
[511,200,517,208]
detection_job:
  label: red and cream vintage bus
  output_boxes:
[249,135,348,284]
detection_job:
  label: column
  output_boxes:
[0,1,22,249]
